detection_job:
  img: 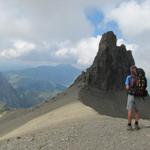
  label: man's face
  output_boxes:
[131,67,137,75]
[133,68,137,74]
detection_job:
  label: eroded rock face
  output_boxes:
[74,31,135,91]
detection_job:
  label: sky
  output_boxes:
[0,0,150,78]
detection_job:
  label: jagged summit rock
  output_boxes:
[99,31,117,48]
[74,31,135,91]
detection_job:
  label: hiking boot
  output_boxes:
[135,123,140,130]
[127,124,133,131]
[134,121,140,130]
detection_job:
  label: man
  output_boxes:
[125,65,140,130]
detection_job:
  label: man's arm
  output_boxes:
[126,85,129,90]
[125,76,130,91]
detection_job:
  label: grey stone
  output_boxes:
[74,31,135,91]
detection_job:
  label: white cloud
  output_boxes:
[117,38,138,51]
[0,0,150,79]
[0,34,136,71]
[49,36,135,69]
[0,2,32,40]
[0,40,36,59]
[74,36,101,66]
[54,36,101,68]
[108,0,150,38]
[0,0,124,43]
[0,0,124,70]
[0,0,92,42]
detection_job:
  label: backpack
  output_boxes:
[134,68,148,97]
[128,76,137,96]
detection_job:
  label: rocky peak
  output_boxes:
[74,31,135,91]
[99,31,117,49]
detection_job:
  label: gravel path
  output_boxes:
[0,113,150,150]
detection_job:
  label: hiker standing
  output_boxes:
[125,65,148,130]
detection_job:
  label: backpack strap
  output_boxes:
[128,76,137,95]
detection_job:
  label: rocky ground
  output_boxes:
[0,85,150,150]
[0,112,150,150]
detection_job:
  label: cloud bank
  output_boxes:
[0,0,150,77]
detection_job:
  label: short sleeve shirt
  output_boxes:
[125,75,132,86]
[125,75,137,87]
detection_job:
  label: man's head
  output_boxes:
[130,65,137,76]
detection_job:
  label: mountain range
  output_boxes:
[0,64,81,108]
[0,73,21,108]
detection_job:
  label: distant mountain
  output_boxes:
[5,64,81,87]
[0,73,21,108]
[12,76,66,107]
[3,64,81,108]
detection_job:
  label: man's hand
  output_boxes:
[126,85,129,91]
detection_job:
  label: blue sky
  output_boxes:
[0,0,150,78]
[85,8,122,37]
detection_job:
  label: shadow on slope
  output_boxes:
[79,85,150,119]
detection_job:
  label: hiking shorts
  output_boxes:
[126,94,143,112]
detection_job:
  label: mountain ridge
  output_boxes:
[0,31,150,149]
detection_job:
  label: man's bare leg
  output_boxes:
[135,110,140,122]
[127,110,133,130]
[128,110,132,124]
